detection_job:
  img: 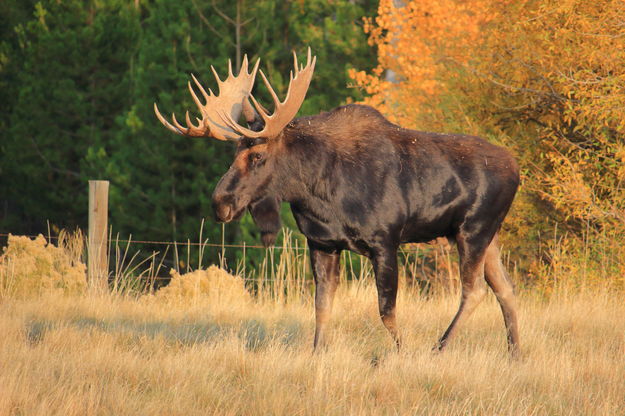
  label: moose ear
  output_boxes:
[248,196,281,247]
[242,97,265,132]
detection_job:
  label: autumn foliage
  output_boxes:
[351,0,625,288]
[349,0,493,128]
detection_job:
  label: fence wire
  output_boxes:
[0,231,456,289]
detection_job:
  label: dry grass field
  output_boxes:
[1,280,623,416]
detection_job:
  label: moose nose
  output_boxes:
[216,205,232,223]
[213,195,235,223]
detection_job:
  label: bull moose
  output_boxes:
[154,49,521,355]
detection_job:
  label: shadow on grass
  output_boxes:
[25,316,303,350]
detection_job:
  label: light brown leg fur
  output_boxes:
[311,249,341,349]
[436,231,489,351]
[484,234,521,356]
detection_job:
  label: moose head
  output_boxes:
[154,50,315,247]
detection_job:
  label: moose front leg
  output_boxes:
[372,248,401,349]
[310,246,341,349]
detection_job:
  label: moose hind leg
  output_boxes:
[435,234,488,352]
[310,247,341,349]
[484,234,521,356]
[372,248,401,349]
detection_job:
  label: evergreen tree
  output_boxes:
[1,0,139,233]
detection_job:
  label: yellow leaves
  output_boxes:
[362,17,374,35]
[614,145,625,163]
[477,0,625,226]
[347,68,368,85]
[34,3,49,31]
[349,68,389,98]
[545,168,593,215]
[349,0,494,129]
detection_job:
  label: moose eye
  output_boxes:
[249,153,263,165]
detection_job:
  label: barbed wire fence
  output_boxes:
[0,229,460,295]
[0,231,309,282]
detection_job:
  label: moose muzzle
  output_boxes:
[212,194,236,223]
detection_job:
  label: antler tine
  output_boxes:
[241,54,249,75]
[154,103,183,135]
[184,111,206,135]
[227,59,233,78]
[251,57,260,78]
[281,50,316,106]
[188,81,205,111]
[250,93,271,119]
[211,65,222,84]
[219,110,258,138]
[300,47,311,73]
[258,69,282,113]
[187,112,212,137]
[171,113,188,133]
[191,74,210,102]
[292,51,299,76]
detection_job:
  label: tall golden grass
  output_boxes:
[0,233,623,415]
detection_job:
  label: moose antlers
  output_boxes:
[154,55,260,141]
[154,48,315,141]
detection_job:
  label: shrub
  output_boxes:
[0,233,86,297]
[152,265,250,304]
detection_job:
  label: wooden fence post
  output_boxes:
[88,180,109,292]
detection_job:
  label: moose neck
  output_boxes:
[271,128,338,205]
[268,106,396,206]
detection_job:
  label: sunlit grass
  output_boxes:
[0,231,622,414]
[0,284,623,415]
